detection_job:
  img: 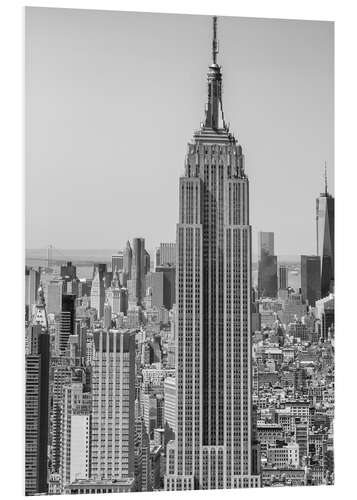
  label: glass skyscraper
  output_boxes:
[316,174,334,298]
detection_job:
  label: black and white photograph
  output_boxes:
[23,5,335,496]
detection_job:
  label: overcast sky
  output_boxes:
[25,7,333,256]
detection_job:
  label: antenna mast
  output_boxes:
[212,16,219,64]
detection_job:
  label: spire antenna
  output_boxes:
[324,161,328,195]
[212,16,219,64]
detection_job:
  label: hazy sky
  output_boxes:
[26,7,334,256]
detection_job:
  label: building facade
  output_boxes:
[278,264,288,290]
[164,17,260,491]
[158,243,176,267]
[301,255,321,307]
[25,288,50,495]
[316,174,334,298]
[59,294,76,355]
[90,329,136,481]
[258,232,277,298]
[90,265,106,318]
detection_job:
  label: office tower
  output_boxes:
[75,319,87,362]
[144,249,151,274]
[131,237,146,305]
[258,231,274,260]
[90,264,106,318]
[159,243,176,267]
[104,301,112,329]
[59,294,76,355]
[106,268,123,314]
[91,329,136,480]
[112,252,124,272]
[165,18,260,490]
[27,267,40,314]
[155,247,161,268]
[258,231,278,298]
[301,255,321,306]
[145,272,164,309]
[279,264,288,290]
[46,279,63,314]
[123,240,133,284]
[60,261,77,280]
[25,287,50,495]
[155,266,176,310]
[60,376,91,490]
[316,170,334,297]
[51,358,71,473]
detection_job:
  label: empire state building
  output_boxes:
[165,17,261,490]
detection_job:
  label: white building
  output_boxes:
[90,329,136,480]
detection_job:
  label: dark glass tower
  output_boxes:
[25,287,50,495]
[165,17,260,491]
[257,231,277,298]
[59,294,76,354]
[316,167,334,298]
[301,255,321,306]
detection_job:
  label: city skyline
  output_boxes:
[25,9,335,495]
[26,8,333,255]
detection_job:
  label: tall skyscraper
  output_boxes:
[103,301,112,329]
[258,231,277,298]
[51,359,71,474]
[165,17,260,490]
[316,168,334,298]
[155,266,176,310]
[301,255,321,307]
[258,232,274,260]
[90,264,106,318]
[25,286,50,495]
[144,249,151,274]
[106,268,126,315]
[123,241,133,285]
[131,237,146,305]
[278,264,288,290]
[59,294,76,355]
[46,279,63,314]
[27,267,40,315]
[90,329,136,481]
[155,247,161,268]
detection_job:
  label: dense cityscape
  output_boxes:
[25,16,334,496]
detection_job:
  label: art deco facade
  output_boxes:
[165,17,260,491]
[90,265,106,318]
